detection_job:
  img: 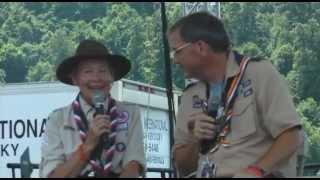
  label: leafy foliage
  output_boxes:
[1,2,319,165]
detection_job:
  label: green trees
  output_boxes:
[0,2,183,87]
[297,98,320,163]
[0,2,319,164]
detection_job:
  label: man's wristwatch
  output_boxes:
[245,165,267,177]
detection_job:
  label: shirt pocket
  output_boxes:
[111,123,129,170]
[60,126,80,155]
[228,95,256,145]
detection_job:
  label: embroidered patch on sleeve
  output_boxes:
[239,79,253,98]
[118,111,129,123]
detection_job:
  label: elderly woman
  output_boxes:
[39,40,145,178]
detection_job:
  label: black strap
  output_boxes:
[201,52,249,154]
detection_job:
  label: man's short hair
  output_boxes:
[169,11,230,53]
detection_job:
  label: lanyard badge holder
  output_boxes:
[200,156,217,178]
[199,55,251,178]
[203,55,251,153]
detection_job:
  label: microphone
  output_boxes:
[207,83,223,118]
[200,83,223,154]
[92,90,110,153]
[92,90,107,116]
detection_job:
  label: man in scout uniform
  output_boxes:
[167,12,303,178]
[39,39,145,178]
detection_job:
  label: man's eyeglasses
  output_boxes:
[170,42,192,59]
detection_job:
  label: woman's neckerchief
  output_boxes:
[72,93,119,177]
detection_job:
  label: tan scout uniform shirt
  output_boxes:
[39,96,146,177]
[174,52,301,178]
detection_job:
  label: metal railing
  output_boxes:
[303,163,320,176]
[6,163,175,178]
[8,162,319,178]
[6,163,39,178]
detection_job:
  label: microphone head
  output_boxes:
[92,90,106,107]
[92,90,106,104]
[207,83,223,117]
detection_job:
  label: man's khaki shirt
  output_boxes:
[174,52,301,177]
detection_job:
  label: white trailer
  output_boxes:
[0,79,180,178]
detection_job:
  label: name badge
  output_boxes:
[200,157,217,178]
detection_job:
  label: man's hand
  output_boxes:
[83,114,111,152]
[187,112,217,140]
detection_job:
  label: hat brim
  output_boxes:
[56,54,131,85]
